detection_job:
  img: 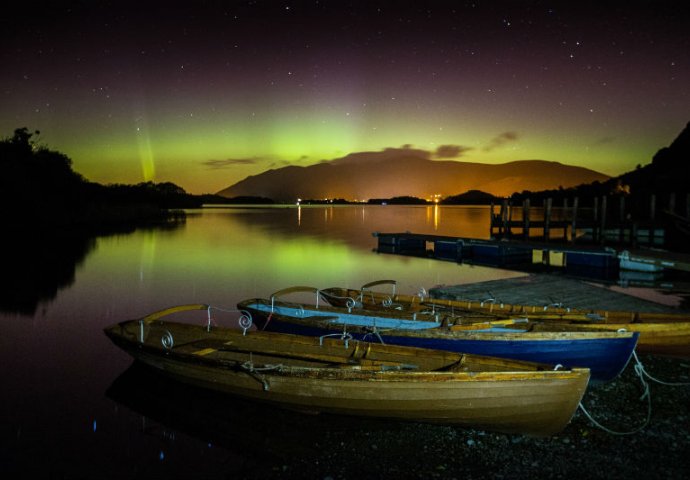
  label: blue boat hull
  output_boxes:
[254,316,638,383]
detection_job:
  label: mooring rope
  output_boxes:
[631,350,690,386]
[578,350,652,435]
[576,349,690,435]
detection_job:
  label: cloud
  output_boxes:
[202,157,261,169]
[434,144,473,158]
[483,131,519,152]
[203,154,310,170]
[382,145,431,158]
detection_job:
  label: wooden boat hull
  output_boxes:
[531,322,690,357]
[104,305,590,436]
[321,284,690,357]
[240,299,638,383]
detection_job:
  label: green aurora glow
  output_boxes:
[1,2,688,194]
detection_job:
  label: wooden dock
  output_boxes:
[373,231,690,280]
[429,274,690,313]
[489,193,690,250]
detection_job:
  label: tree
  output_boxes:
[9,127,39,146]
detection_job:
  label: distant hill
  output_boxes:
[217,151,609,201]
[442,190,499,205]
[616,121,690,194]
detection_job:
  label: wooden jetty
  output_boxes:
[375,232,615,271]
[490,193,690,250]
[373,193,690,279]
[372,232,690,279]
[428,275,690,316]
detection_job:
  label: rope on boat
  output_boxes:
[240,357,284,391]
[578,350,653,435]
[362,328,386,345]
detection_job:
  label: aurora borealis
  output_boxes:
[1,1,688,194]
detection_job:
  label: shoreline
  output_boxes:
[264,272,690,479]
[256,352,689,480]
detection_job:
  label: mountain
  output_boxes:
[216,150,609,201]
[510,121,690,203]
[615,121,690,194]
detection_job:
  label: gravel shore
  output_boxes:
[248,273,690,480]
[259,354,690,480]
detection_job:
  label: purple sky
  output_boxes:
[2,1,688,193]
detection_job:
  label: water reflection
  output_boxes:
[3,205,686,479]
[217,204,492,250]
[0,221,186,315]
[106,361,442,478]
[106,362,313,474]
[0,233,96,314]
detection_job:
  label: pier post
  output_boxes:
[600,196,607,245]
[501,198,509,237]
[619,196,626,243]
[593,197,599,243]
[544,198,552,241]
[669,192,676,215]
[649,194,657,246]
[571,197,578,244]
[563,198,569,240]
[522,199,530,239]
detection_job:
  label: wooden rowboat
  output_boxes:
[239,289,639,383]
[104,304,590,436]
[320,280,690,357]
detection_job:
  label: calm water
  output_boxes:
[1,205,528,478]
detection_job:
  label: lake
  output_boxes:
[1,205,529,478]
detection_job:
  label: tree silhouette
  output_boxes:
[1,127,206,226]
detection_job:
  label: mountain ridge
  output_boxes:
[217,153,609,201]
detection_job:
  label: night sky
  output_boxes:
[2,1,688,194]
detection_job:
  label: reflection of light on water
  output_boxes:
[297,205,301,226]
[139,230,156,284]
[324,207,336,223]
[425,205,441,230]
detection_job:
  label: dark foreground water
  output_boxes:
[2,205,535,478]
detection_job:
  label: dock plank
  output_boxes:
[430,274,690,313]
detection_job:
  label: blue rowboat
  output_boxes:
[238,288,639,383]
